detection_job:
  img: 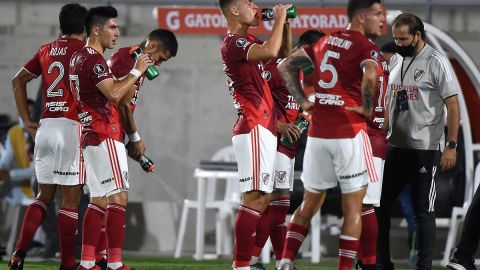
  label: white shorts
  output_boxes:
[232,125,277,193]
[273,152,295,191]
[301,130,377,194]
[83,138,129,198]
[363,157,384,207]
[34,118,85,186]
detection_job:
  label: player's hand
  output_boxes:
[126,140,146,161]
[278,121,301,143]
[146,164,156,173]
[24,121,39,141]
[134,54,154,74]
[300,100,314,114]
[273,4,292,21]
[441,148,457,171]
[345,106,372,119]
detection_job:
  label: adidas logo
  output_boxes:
[419,167,427,173]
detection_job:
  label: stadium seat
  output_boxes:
[442,162,480,265]
[174,145,239,258]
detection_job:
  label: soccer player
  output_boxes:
[69,6,153,270]
[219,0,291,269]
[8,4,88,270]
[109,29,177,161]
[276,0,385,269]
[250,30,325,270]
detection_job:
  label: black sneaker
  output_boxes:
[356,260,377,270]
[7,249,26,270]
[250,262,266,270]
[377,261,394,270]
[95,258,108,270]
[447,251,477,270]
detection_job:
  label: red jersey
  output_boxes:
[69,47,121,147]
[23,38,85,121]
[367,56,389,159]
[304,30,381,139]
[264,59,300,159]
[221,33,277,136]
[108,46,146,112]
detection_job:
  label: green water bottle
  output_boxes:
[261,6,297,21]
[301,65,314,75]
[280,114,309,148]
[130,47,159,80]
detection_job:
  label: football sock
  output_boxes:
[359,207,378,265]
[80,203,105,264]
[338,235,359,270]
[15,199,48,253]
[252,205,271,258]
[106,204,126,265]
[58,208,78,268]
[234,205,261,268]
[95,227,107,262]
[269,198,290,260]
[282,222,309,260]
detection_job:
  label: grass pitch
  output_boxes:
[0,257,445,270]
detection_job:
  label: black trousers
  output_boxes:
[456,181,480,258]
[376,147,440,270]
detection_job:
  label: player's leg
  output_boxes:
[357,157,384,270]
[232,125,276,270]
[8,183,57,270]
[58,185,82,269]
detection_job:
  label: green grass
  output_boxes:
[0,257,445,270]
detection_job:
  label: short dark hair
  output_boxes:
[393,13,426,40]
[297,30,326,46]
[380,41,396,53]
[59,3,87,36]
[347,0,382,21]
[85,6,118,37]
[219,0,237,15]
[143,29,178,57]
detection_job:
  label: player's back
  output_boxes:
[24,38,85,121]
[69,47,121,147]
[306,30,381,138]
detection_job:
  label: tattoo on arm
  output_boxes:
[279,55,311,104]
[362,90,374,111]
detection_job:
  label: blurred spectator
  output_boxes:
[380,41,396,63]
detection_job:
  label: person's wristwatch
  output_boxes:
[445,141,457,149]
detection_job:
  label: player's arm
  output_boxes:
[97,54,153,103]
[117,88,145,161]
[12,68,39,138]
[277,48,313,112]
[441,95,460,171]
[278,20,292,58]
[347,61,378,118]
[247,4,291,61]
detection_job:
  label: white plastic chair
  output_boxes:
[174,145,240,258]
[442,163,480,265]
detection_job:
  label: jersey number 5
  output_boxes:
[318,50,340,89]
[46,61,65,97]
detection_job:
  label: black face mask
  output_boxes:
[396,38,418,57]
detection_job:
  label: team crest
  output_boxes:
[414,69,425,81]
[123,171,129,182]
[236,38,250,50]
[262,173,270,185]
[370,50,380,61]
[93,64,107,77]
[262,70,272,81]
[275,171,287,183]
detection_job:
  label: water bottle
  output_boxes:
[301,65,314,75]
[280,114,309,148]
[260,6,297,21]
[130,47,159,80]
[138,155,155,172]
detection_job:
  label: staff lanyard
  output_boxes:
[400,54,418,86]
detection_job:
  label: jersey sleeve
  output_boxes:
[430,52,459,99]
[225,35,257,63]
[109,52,131,79]
[86,54,113,86]
[23,53,41,77]
[357,39,380,68]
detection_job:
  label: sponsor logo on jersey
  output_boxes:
[262,172,270,185]
[239,176,252,182]
[315,93,345,106]
[78,112,92,126]
[45,101,69,112]
[414,69,425,81]
[372,117,384,123]
[101,177,114,185]
[275,170,287,183]
[261,70,272,81]
[235,38,251,50]
[391,84,419,100]
[339,169,367,180]
[53,170,79,176]
[93,64,107,78]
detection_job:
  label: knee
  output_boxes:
[61,197,80,209]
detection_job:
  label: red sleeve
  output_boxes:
[23,53,41,77]
[357,39,381,67]
[225,35,258,63]
[109,52,131,79]
[86,54,113,86]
